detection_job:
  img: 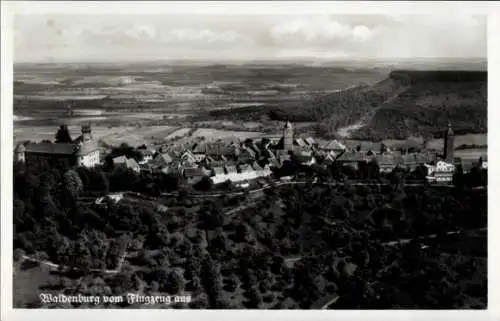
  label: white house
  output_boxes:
[210,166,228,185]
[426,160,455,184]
[95,193,124,205]
[209,163,271,185]
[138,149,155,164]
[77,146,100,168]
[435,160,455,173]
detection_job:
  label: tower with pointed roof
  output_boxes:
[81,124,93,142]
[283,121,293,152]
[444,121,454,163]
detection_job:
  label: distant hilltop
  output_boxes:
[388,70,487,83]
[265,69,487,141]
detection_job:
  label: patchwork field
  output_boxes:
[427,133,487,150]
[191,128,272,140]
[165,128,192,140]
[454,149,487,160]
[14,124,177,147]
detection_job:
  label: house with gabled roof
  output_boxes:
[180,150,197,165]
[139,163,153,173]
[251,161,263,171]
[205,154,228,167]
[184,166,211,184]
[212,166,225,176]
[319,140,346,153]
[336,151,370,170]
[319,151,337,165]
[113,155,140,173]
[294,138,306,148]
[126,158,140,173]
[112,155,128,166]
[153,152,173,167]
[238,147,256,164]
[225,165,238,175]
[210,166,229,185]
[138,148,155,164]
[304,137,316,147]
[222,145,241,158]
[238,163,253,173]
[163,161,184,175]
[189,144,207,162]
[293,149,316,166]
[401,153,432,171]
[250,142,261,155]
[375,154,402,173]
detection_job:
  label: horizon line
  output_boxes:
[13,57,487,65]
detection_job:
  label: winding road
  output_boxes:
[21,251,127,275]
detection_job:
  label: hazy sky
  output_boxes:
[14,14,487,63]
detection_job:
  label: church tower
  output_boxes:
[283,121,293,152]
[81,124,93,142]
[444,122,454,163]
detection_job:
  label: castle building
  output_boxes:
[283,121,294,152]
[444,122,455,163]
[20,124,100,168]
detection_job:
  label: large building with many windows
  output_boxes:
[16,125,100,168]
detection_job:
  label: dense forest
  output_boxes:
[13,152,487,308]
[309,70,487,141]
[352,80,487,141]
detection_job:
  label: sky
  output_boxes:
[13,14,487,63]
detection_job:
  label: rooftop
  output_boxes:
[213,167,225,176]
[126,158,139,168]
[76,141,99,156]
[113,155,128,164]
[25,142,78,155]
[320,140,346,151]
[336,151,370,162]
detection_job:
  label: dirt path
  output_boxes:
[21,251,127,275]
[336,88,408,139]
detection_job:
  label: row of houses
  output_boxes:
[335,149,487,183]
[209,163,272,185]
[109,121,487,186]
[112,145,273,185]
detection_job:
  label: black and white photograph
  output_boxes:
[1,1,498,319]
